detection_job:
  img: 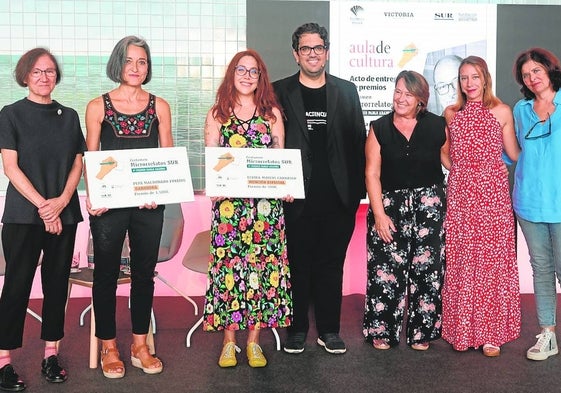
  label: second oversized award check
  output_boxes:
[205,147,305,199]
[84,147,194,209]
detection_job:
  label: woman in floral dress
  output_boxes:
[203,50,292,368]
[442,56,521,357]
[363,70,450,351]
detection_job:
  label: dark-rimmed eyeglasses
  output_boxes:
[30,68,57,78]
[234,65,260,79]
[297,45,327,56]
[434,77,458,96]
[525,113,551,140]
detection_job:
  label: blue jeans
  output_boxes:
[517,216,561,327]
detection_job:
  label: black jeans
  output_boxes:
[90,207,163,339]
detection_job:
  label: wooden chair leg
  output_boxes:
[89,303,98,369]
[146,322,156,355]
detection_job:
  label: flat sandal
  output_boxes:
[482,344,500,357]
[373,339,390,350]
[411,342,430,351]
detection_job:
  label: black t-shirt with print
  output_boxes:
[300,83,342,215]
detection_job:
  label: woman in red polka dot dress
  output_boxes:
[442,56,521,357]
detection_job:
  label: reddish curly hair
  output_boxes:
[212,49,280,124]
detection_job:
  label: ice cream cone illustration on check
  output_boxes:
[398,43,418,67]
[96,156,118,179]
[213,152,234,171]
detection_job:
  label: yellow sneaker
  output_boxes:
[247,342,267,368]
[218,342,240,368]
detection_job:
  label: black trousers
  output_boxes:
[90,207,163,339]
[0,223,77,349]
[285,210,356,336]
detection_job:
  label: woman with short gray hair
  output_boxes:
[85,36,172,379]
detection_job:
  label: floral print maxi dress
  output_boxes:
[203,114,292,332]
[442,101,520,350]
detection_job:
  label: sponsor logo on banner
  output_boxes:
[458,13,478,22]
[383,11,414,18]
[349,5,365,24]
[350,5,364,17]
[434,12,454,21]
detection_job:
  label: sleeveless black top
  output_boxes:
[100,93,160,150]
[372,111,446,191]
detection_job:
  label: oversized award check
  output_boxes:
[205,147,305,199]
[84,147,194,209]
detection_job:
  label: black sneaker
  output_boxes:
[317,333,346,354]
[283,332,307,354]
[41,356,67,383]
[0,364,26,392]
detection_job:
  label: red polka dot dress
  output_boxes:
[442,101,520,351]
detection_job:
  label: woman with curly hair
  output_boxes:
[203,49,292,368]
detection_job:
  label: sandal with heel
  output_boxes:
[131,343,163,374]
[101,347,125,379]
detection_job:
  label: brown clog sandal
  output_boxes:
[131,343,163,374]
[101,347,125,379]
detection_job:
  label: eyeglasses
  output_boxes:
[297,45,327,56]
[234,65,260,79]
[30,68,57,78]
[525,113,551,140]
[434,77,458,96]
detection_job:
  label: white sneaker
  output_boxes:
[527,329,559,361]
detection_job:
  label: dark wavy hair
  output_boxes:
[513,47,561,100]
[212,49,280,124]
[291,22,330,52]
[14,47,62,87]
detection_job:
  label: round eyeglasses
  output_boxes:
[234,65,260,79]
